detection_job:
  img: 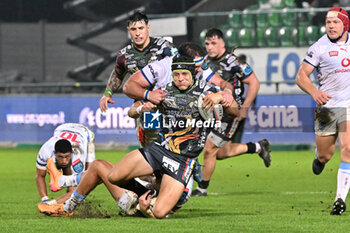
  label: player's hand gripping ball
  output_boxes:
[198,91,224,121]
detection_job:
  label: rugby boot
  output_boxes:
[191,188,207,197]
[38,203,74,217]
[258,139,271,167]
[193,160,203,183]
[312,155,325,175]
[46,158,63,192]
[118,190,139,215]
[330,198,346,215]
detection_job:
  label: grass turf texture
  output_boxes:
[1,148,350,232]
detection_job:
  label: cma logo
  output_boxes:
[79,107,135,129]
[248,105,299,128]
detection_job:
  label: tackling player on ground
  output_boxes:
[36,123,95,205]
[39,55,237,218]
[106,55,238,218]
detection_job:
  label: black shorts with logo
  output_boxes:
[139,142,195,186]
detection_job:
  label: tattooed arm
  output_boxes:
[99,53,126,112]
[99,70,123,112]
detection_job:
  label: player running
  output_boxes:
[296,7,350,215]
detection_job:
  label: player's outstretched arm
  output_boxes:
[36,168,49,202]
[99,70,121,112]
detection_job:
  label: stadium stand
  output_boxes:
[207,1,335,48]
[238,28,256,47]
[265,27,280,47]
[279,26,298,47]
[224,28,240,47]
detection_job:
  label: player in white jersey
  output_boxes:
[122,42,234,107]
[296,7,350,215]
[36,123,95,205]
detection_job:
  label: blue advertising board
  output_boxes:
[1,95,136,144]
[242,94,316,143]
[0,94,317,144]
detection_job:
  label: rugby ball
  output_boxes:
[198,91,224,121]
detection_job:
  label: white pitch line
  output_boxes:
[207,192,225,196]
[282,191,329,195]
[201,191,329,196]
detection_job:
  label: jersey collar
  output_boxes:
[327,32,349,44]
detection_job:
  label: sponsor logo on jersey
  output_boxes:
[182,158,194,183]
[125,54,133,59]
[138,58,147,67]
[328,51,339,57]
[170,48,178,56]
[240,64,253,76]
[72,158,83,173]
[127,64,137,69]
[143,111,161,129]
[148,65,158,79]
[335,68,350,73]
[341,58,350,67]
[340,47,348,53]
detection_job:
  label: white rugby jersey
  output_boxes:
[304,33,350,107]
[36,123,95,174]
[140,56,215,90]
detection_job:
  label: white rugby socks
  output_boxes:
[336,161,350,201]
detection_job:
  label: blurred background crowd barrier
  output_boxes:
[0,0,347,94]
[1,0,348,146]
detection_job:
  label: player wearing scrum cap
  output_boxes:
[296,7,350,215]
[105,55,237,218]
[39,55,237,218]
[123,42,234,148]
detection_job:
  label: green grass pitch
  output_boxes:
[1,147,350,232]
